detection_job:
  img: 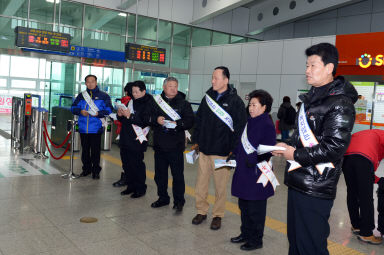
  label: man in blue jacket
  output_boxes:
[71,74,113,179]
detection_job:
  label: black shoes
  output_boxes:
[121,188,134,196]
[192,214,207,225]
[80,171,91,177]
[240,242,263,251]
[230,235,247,243]
[172,204,183,212]
[131,192,145,198]
[113,172,127,187]
[92,172,100,179]
[210,217,221,230]
[151,199,170,208]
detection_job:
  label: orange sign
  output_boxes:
[336,32,384,76]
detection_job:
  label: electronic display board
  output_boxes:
[15,26,71,53]
[125,43,166,64]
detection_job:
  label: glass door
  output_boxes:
[371,83,384,130]
[350,81,375,133]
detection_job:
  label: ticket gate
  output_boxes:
[11,93,48,154]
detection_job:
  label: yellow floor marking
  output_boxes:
[100,153,364,255]
[61,156,78,160]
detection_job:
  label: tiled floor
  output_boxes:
[0,133,383,254]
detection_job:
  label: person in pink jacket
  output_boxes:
[343,129,384,244]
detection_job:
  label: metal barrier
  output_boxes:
[61,120,79,180]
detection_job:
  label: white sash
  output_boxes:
[257,160,279,191]
[154,95,191,141]
[241,124,257,154]
[128,100,150,144]
[82,90,107,127]
[288,105,335,174]
[205,94,234,132]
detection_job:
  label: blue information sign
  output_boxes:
[23,45,126,62]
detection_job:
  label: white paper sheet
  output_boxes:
[214,159,236,169]
[257,144,286,155]
[163,120,176,129]
[115,102,127,110]
[186,150,199,164]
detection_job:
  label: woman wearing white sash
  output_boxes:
[117,81,152,198]
[230,90,276,251]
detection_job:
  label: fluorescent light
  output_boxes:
[46,0,60,3]
[118,13,127,17]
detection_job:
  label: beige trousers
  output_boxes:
[195,152,231,218]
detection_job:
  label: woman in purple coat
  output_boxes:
[230,90,276,251]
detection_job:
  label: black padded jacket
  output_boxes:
[150,92,194,152]
[284,76,358,200]
[192,86,247,156]
[117,93,153,151]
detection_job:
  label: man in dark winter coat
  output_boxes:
[71,74,113,179]
[117,81,152,198]
[277,96,295,141]
[273,43,358,255]
[149,77,194,212]
[191,66,247,230]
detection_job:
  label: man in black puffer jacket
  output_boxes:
[191,66,247,230]
[273,43,358,255]
[149,77,194,212]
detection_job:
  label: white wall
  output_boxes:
[72,0,194,25]
[188,35,336,114]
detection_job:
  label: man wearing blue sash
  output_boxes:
[273,43,358,255]
[71,74,113,179]
[191,66,247,230]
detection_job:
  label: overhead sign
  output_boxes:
[125,43,166,64]
[23,45,126,63]
[68,46,126,62]
[336,32,384,75]
[15,26,71,53]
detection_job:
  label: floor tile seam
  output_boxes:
[100,153,366,255]
[134,225,210,253]
[16,190,86,255]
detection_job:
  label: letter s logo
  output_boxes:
[375,54,383,66]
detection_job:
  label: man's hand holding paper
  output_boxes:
[272,142,295,160]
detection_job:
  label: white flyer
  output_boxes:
[115,102,127,110]
[164,120,177,129]
[186,150,199,164]
[214,159,236,169]
[257,145,286,155]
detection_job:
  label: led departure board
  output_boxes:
[125,43,166,64]
[15,26,71,53]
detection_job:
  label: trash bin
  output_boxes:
[101,118,112,151]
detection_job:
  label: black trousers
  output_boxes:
[342,155,375,237]
[378,184,384,234]
[120,148,147,194]
[80,133,101,174]
[287,188,333,255]
[154,151,185,205]
[238,198,267,245]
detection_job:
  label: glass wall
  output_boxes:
[0,0,253,108]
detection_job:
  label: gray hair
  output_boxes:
[163,76,178,86]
